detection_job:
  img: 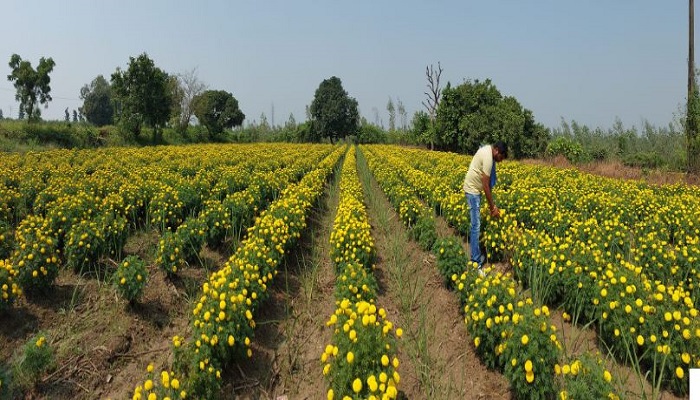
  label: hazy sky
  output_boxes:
[0,1,692,130]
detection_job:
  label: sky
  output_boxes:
[0,0,693,131]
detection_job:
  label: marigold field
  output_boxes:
[0,143,697,399]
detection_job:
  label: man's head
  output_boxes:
[493,141,508,162]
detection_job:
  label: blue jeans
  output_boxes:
[466,193,482,266]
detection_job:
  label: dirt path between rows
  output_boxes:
[357,151,512,400]
[223,171,340,399]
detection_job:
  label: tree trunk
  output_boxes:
[689,0,700,173]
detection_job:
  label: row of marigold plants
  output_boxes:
[369,144,698,396]
[322,146,402,400]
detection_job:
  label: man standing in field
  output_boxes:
[463,141,507,275]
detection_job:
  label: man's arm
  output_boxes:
[481,173,500,217]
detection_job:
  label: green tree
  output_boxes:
[7,54,55,122]
[357,118,386,144]
[111,53,173,142]
[192,90,245,140]
[435,79,549,158]
[309,76,359,142]
[79,75,114,127]
[387,97,396,131]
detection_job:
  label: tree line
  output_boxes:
[4,52,697,172]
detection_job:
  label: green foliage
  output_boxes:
[545,136,585,163]
[431,236,469,288]
[411,110,433,146]
[12,334,54,391]
[434,79,549,158]
[79,75,113,126]
[113,255,148,303]
[7,54,55,122]
[551,118,687,170]
[356,121,386,144]
[111,53,173,143]
[310,76,359,142]
[622,151,665,169]
[409,215,437,252]
[192,90,245,139]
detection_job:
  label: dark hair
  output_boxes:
[494,141,508,159]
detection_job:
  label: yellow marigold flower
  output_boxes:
[327,388,334,400]
[521,335,529,345]
[144,379,153,391]
[636,335,644,346]
[367,375,378,392]
[526,370,535,383]
[352,378,362,393]
[524,360,533,372]
[396,328,403,338]
[381,354,389,366]
[346,351,354,363]
[676,367,684,379]
[603,370,612,382]
[147,363,154,373]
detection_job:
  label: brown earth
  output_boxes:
[523,157,700,186]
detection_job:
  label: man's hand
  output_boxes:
[490,205,501,218]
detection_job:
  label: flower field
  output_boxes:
[0,143,697,399]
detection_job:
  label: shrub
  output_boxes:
[431,236,469,288]
[12,334,54,391]
[409,215,437,252]
[0,260,21,311]
[622,151,665,169]
[113,255,148,303]
[545,137,585,163]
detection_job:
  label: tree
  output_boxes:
[0,109,3,119]
[79,75,113,126]
[7,54,55,122]
[422,62,443,149]
[309,76,359,142]
[397,98,407,131]
[173,68,207,133]
[387,97,396,131]
[111,53,173,142]
[72,110,78,123]
[435,78,549,158]
[192,90,245,140]
[64,108,70,122]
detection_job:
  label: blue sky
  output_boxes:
[0,1,692,130]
